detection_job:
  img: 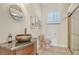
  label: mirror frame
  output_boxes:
[9,5,23,21]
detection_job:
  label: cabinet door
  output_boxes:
[26,44,34,55]
[16,47,27,55]
[0,47,16,55]
[16,43,34,55]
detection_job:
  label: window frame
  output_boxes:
[47,11,61,25]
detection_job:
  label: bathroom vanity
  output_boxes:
[0,40,36,55]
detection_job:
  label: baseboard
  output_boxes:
[51,44,68,48]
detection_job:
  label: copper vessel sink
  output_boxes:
[15,34,32,43]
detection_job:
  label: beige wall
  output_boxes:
[41,3,70,47]
[27,3,42,49]
[0,3,70,48]
[0,3,31,43]
[0,3,42,49]
[26,3,42,37]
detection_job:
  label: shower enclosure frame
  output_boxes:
[68,5,79,55]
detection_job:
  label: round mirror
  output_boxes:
[9,5,23,21]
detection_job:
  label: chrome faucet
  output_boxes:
[24,28,27,34]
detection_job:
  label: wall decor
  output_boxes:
[30,16,41,29]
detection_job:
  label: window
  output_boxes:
[48,11,61,24]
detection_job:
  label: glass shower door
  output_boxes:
[71,7,79,54]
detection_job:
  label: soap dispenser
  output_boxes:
[24,28,27,34]
[8,33,12,43]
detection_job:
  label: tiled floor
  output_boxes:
[38,46,71,55]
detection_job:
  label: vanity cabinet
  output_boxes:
[0,41,35,55]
